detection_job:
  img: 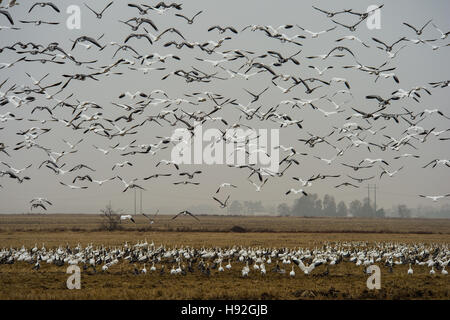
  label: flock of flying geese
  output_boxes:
[0,240,448,279]
[0,2,449,219]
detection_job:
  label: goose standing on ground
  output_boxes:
[430,266,436,275]
[289,266,295,277]
[442,266,448,275]
[407,263,413,275]
[241,261,249,277]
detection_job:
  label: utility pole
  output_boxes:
[134,189,136,215]
[374,185,377,213]
[373,184,378,214]
[140,189,143,214]
[367,184,379,215]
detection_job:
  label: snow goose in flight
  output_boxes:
[422,159,450,168]
[346,175,375,184]
[110,140,136,152]
[120,215,135,223]
[359,158,389,166]
[394,153,420,160]
[336,35,370,48]
[251,178,268,192]
[431,23,449,40]
[335,182,359,189]
[375,72,399,83]
[172,210,200,221]
[112,161,132,171]
[62,139,83,150]
[118,91,147,100]
[285,188,308,196]
[30,201,48,211]
[156,159,179,170]
[142,210,159,224]
[419,194,450,202]
[93,145,110,155]
[308,65,334,76]
[380,166,404,179]
[330,77,350,89]
[314,155,337,165]
[173,181,200,186]
[69,164,95,172]
[292,177,313,187]
[316,107,344,117]
[116,176,145,193]
[84,2,113,19]
[312,6,352,18]
[127,3,152,15]
[293,258,316,274]
[208,25,238,34]
[179,170,202,179]
[92,177,116,186]
[296,25,336,38]
[30,197,52,206]
[216,183,237,193]
[175,11,203,24]
[403,19,433,36]
[110,124,140,138]
[213,195,230,208]
[271,80,298,94]
[371,36,407,53]
[1,162,32,174]
[59,182,88,189]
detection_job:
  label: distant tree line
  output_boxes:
[274,193,385,218]
[228,200,265,215]
[224,195,450,218]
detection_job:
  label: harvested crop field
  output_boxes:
[0,215,448,299]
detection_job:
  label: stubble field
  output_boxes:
[0,215,449,299]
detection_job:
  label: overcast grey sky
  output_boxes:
[0,0,449,214]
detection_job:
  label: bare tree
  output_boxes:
[100,204,123,231]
